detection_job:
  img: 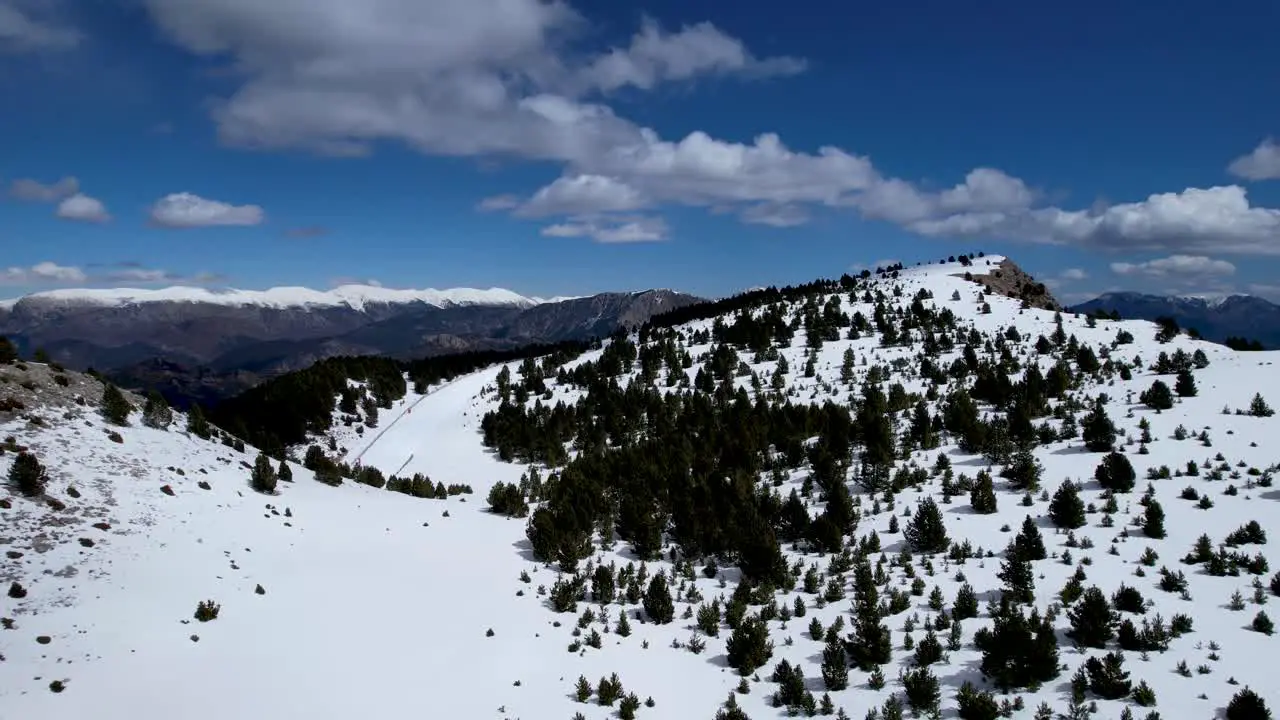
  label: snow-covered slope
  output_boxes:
[3,255,1278,720]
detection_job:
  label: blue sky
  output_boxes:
[2,0,1279,302]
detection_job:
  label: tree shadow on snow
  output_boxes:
[512,538,538,562]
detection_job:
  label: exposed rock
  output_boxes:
[958,258,1062,311]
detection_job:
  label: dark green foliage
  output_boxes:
[969,472,997,513]
[953,583,979,620]
[1067,587,1117,648]
[487,481,528,517]
[1009,516,1046,562]
[1140,380,1174,410]
[904,497,949,553]
[844,558,892,670]
[142,391,173,429]
[1002,447,1042,491]
[101,383,131,425]
[1143,499,1166,539]
[277,460,292,483]
[1227,688,1272,720]
[1049,481,1086,529]
[1174,368,1197,397]
[821,637,848,690]
[186,403,212,439]
[0,335,16,364]
[1253,611,1274,635]
[1095,451,1135,493]
[956,681,1000,720]
[900,666,940,718]
[1249,393,1275,417]
[998,554,1035,604]
[1081,399,1116,452]
[643,572,674,624]
[250,452,278,494]
[726,616,773,676]
[194,599,221,622]
[973,599,1060,691]
[1085,651,1131,700]
[8,451,46,496]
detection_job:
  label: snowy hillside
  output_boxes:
[3,255,1279,720]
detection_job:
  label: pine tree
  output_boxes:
[1010,516,1046,562]
[250,452,278,494]
[969,472,998,514]
[901,666,941,718]
[726,616,772,676]
[953,583,979,620]
[1085,651,1131,699]
[1003,447,1042,491]
[1140,380,1174,410]
[1174,368,1197,397]
[8,451,47,496]
[1226,688,1272,720]
[643,573,674,624]
[141,391,173,429]
[1081,398,1116,452]
[100,383,131,425]
[277,460,293,482]
[844,558,892,669]
[1049,481,1086,529]
[575,675,592,702]
[1095,451,1136,493]
[186,403,212,439]
[1067,587,1117,648]
[997,554,1035,604]
[1249,393,1275,417]
[0,335,16,364]
[904,497,949,553]
[820,637,849,690]
[1142,499,1166,539]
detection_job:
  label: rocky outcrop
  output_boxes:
[957,258,1062,312]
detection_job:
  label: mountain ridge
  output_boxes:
[1070,291,1280,349]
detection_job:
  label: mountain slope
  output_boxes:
[3,255,1278,720]
[1070,292,1280,348]
[0,286,702,405]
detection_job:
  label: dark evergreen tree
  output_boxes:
[1002,447,1042,491]
[820,637,849,690]
[1081,398,1116,452]
[101,383,131,426]
[953,583,979,620]
[277,460,293,482]
[969,471,997,513]
[1085,651,1131,699]
[974,599,1060,691]
[250,452,278,494]
[0,335,16,364]
[844,558,892,670]
[8,451,47,496]
[1142,498,1166,539]
[1067,587,1117,648]
[1174,368,1197,397]
[904,497,949,554]
[997,554,1035,604]
[1094,451,1136,493]
[141,391,173,429]
[1049,481,1086,529]
[726,616,773,676]
[643,572,674,624]
[1010,516,1047,562]
[186,403,212,439]
[956,681,1000,720]
[1227,688,1272,720]
[900,666,941,718]
[1140,380,1174,410]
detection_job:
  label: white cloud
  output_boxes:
[8,176,79,202]
[912,186,1280,256]
[1110,254,1236,278]
[55,193,111,223]
[1059,268,1088,281]
[573,17,804,94]
[476,194,521,212]
[1228,138,1280,181]
[541,214,667,243]
[149,192,265,228]
[0,1,81,53]
[137,0,1280,253]
[0,261,86,286]
[515,174,646,217]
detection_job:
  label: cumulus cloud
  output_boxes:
[149,192,265,228]
[1110,254,1236,278]
[0,261,86,286]
[0,1,81,53]
[1228,138,1280,181]
[541,214,667,243]
[136,0,1280,252]
[1059,268,1088,281]
[8,176,79,202]
[55,193,111,223]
